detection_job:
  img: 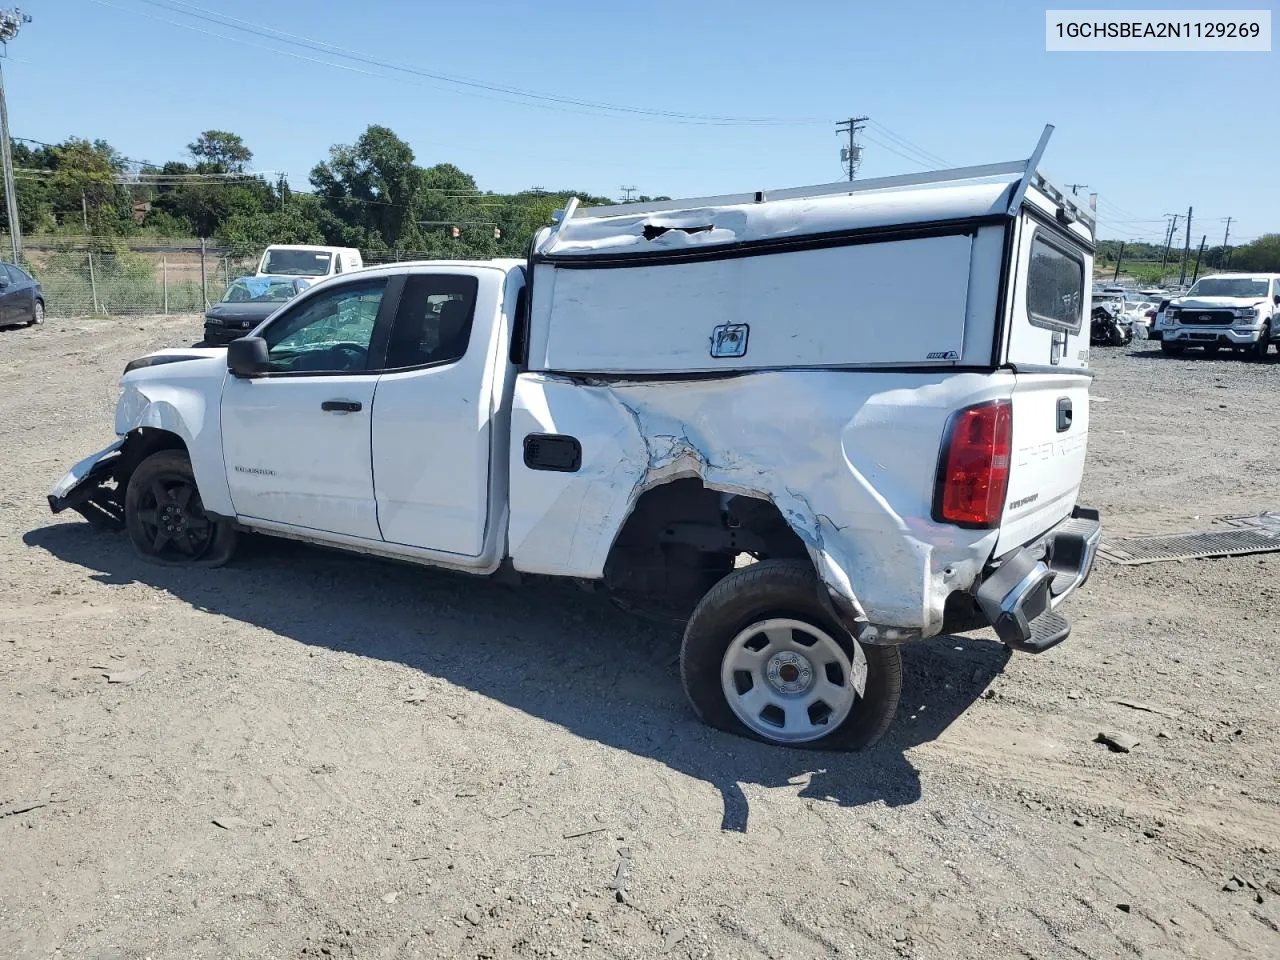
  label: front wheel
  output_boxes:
[124,450,237,566]
[1203,344,1221,357]
[1161,340,1184,356]
[680,559,902,751]
[1252,324,1272,362]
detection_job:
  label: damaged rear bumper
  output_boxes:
[975,506,1101,653]
[47,439,126,528]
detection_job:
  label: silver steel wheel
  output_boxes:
[31,300,44,325]
[719,617,860,744]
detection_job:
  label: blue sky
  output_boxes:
[7,0,1277,245]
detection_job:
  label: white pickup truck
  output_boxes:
[1155,273,1280,360]
[49,126,1101,752]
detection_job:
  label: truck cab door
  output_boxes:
[220,277,393,540]
[370,269,506,556]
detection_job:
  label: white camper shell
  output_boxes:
[527,133,1094,378]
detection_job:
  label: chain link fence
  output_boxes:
[5,237,257,318]
[4,238,495,318]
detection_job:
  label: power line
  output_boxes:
[859,131,935,170]
[108,0,827,127]
[865,120,951,167]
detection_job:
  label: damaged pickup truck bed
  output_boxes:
[49,125,1101,751]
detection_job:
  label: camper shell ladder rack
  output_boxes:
[550,124,1095,237]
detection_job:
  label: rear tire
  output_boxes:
[124,450,237,567]
[1160,340,1184,356]
[28,299,44,326]
[680,559,902,751]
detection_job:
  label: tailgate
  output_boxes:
[996,372,1090,554]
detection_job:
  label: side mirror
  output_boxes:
[0,276,9,288]
[227,336,270,378]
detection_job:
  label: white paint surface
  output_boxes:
[531,234,975,373]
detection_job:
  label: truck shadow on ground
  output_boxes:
[27,522,1011,833]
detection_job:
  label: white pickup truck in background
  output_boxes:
[49,126,1101,752]
[1156,273,1280,360]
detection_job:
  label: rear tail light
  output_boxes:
[933,400,1012,528]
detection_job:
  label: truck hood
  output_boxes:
[121,347,229,383]
[1173,297,1266,309]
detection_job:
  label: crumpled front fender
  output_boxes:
[111,361,234,516]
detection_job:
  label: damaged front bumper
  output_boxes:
[47,439,126,528]
[974,506,1101,653]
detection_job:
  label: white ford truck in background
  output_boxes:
[49,125,1101,752]
[1155,273,1280,360]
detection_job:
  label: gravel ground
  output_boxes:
[2,315,1278,960]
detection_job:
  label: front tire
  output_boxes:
[124,450,237,566]
[1203,344,1221,357]
[1160,340,1184,356]
[680,559,902,751]
[1252,324,1272,362]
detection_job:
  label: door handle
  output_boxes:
[1056,397,1072,433]
[321,399,362,413]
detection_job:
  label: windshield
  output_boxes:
[262,249,333,277]
[1186,278,1270,299]
[221,278,299,303]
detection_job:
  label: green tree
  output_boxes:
[310,125,423,249]
[1227,235,1280,272]
[188,130,253,173]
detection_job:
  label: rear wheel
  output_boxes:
[124,450,237,566]
[680,559,902,751]
[28,299,44,326]
[1160,340,1184,356]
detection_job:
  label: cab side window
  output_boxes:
[383,275,480,370]
[262,280,387,374]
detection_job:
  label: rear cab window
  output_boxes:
[384,275,480,370]
[1026,232,1085,334]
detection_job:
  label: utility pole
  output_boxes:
[619,185,637,203]
[1191,235,1207,283]
[0,8,30,266]
[81,191,88,231]
[1220,216,1232,269]
[1178,205,1192,286]
[1160,213,1180,271]
[1066,183,1088,196]
[1112,241,1125,281]
[836,116,869,181]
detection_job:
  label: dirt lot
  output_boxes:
[2,315,1278,960]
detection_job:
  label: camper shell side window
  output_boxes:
[1025,228,1085,335]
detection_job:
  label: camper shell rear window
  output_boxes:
[1026,230,1085,334]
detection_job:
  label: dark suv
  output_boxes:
[0,261,45,327]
